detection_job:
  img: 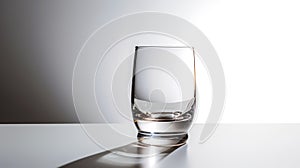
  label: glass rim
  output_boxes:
[135,46,194,49]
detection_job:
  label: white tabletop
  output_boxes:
[1,124,299,168]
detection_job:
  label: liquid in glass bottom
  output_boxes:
[132,98,194,146]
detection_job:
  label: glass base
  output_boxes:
[137,132,188,147]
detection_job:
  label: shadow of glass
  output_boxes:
[60,142,184,168]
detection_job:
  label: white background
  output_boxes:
[192,0,300,123]
[113,0,300,123]
[96,0,300,124]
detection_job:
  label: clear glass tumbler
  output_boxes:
[131,46,196,146]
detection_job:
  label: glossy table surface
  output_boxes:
[1,124,299,168]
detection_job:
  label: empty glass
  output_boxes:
[131,46,196,146]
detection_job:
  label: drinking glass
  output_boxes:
[131,46,196,146]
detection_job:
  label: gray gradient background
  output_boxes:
[0,0,209,123]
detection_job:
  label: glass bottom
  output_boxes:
[137,132,188,147]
